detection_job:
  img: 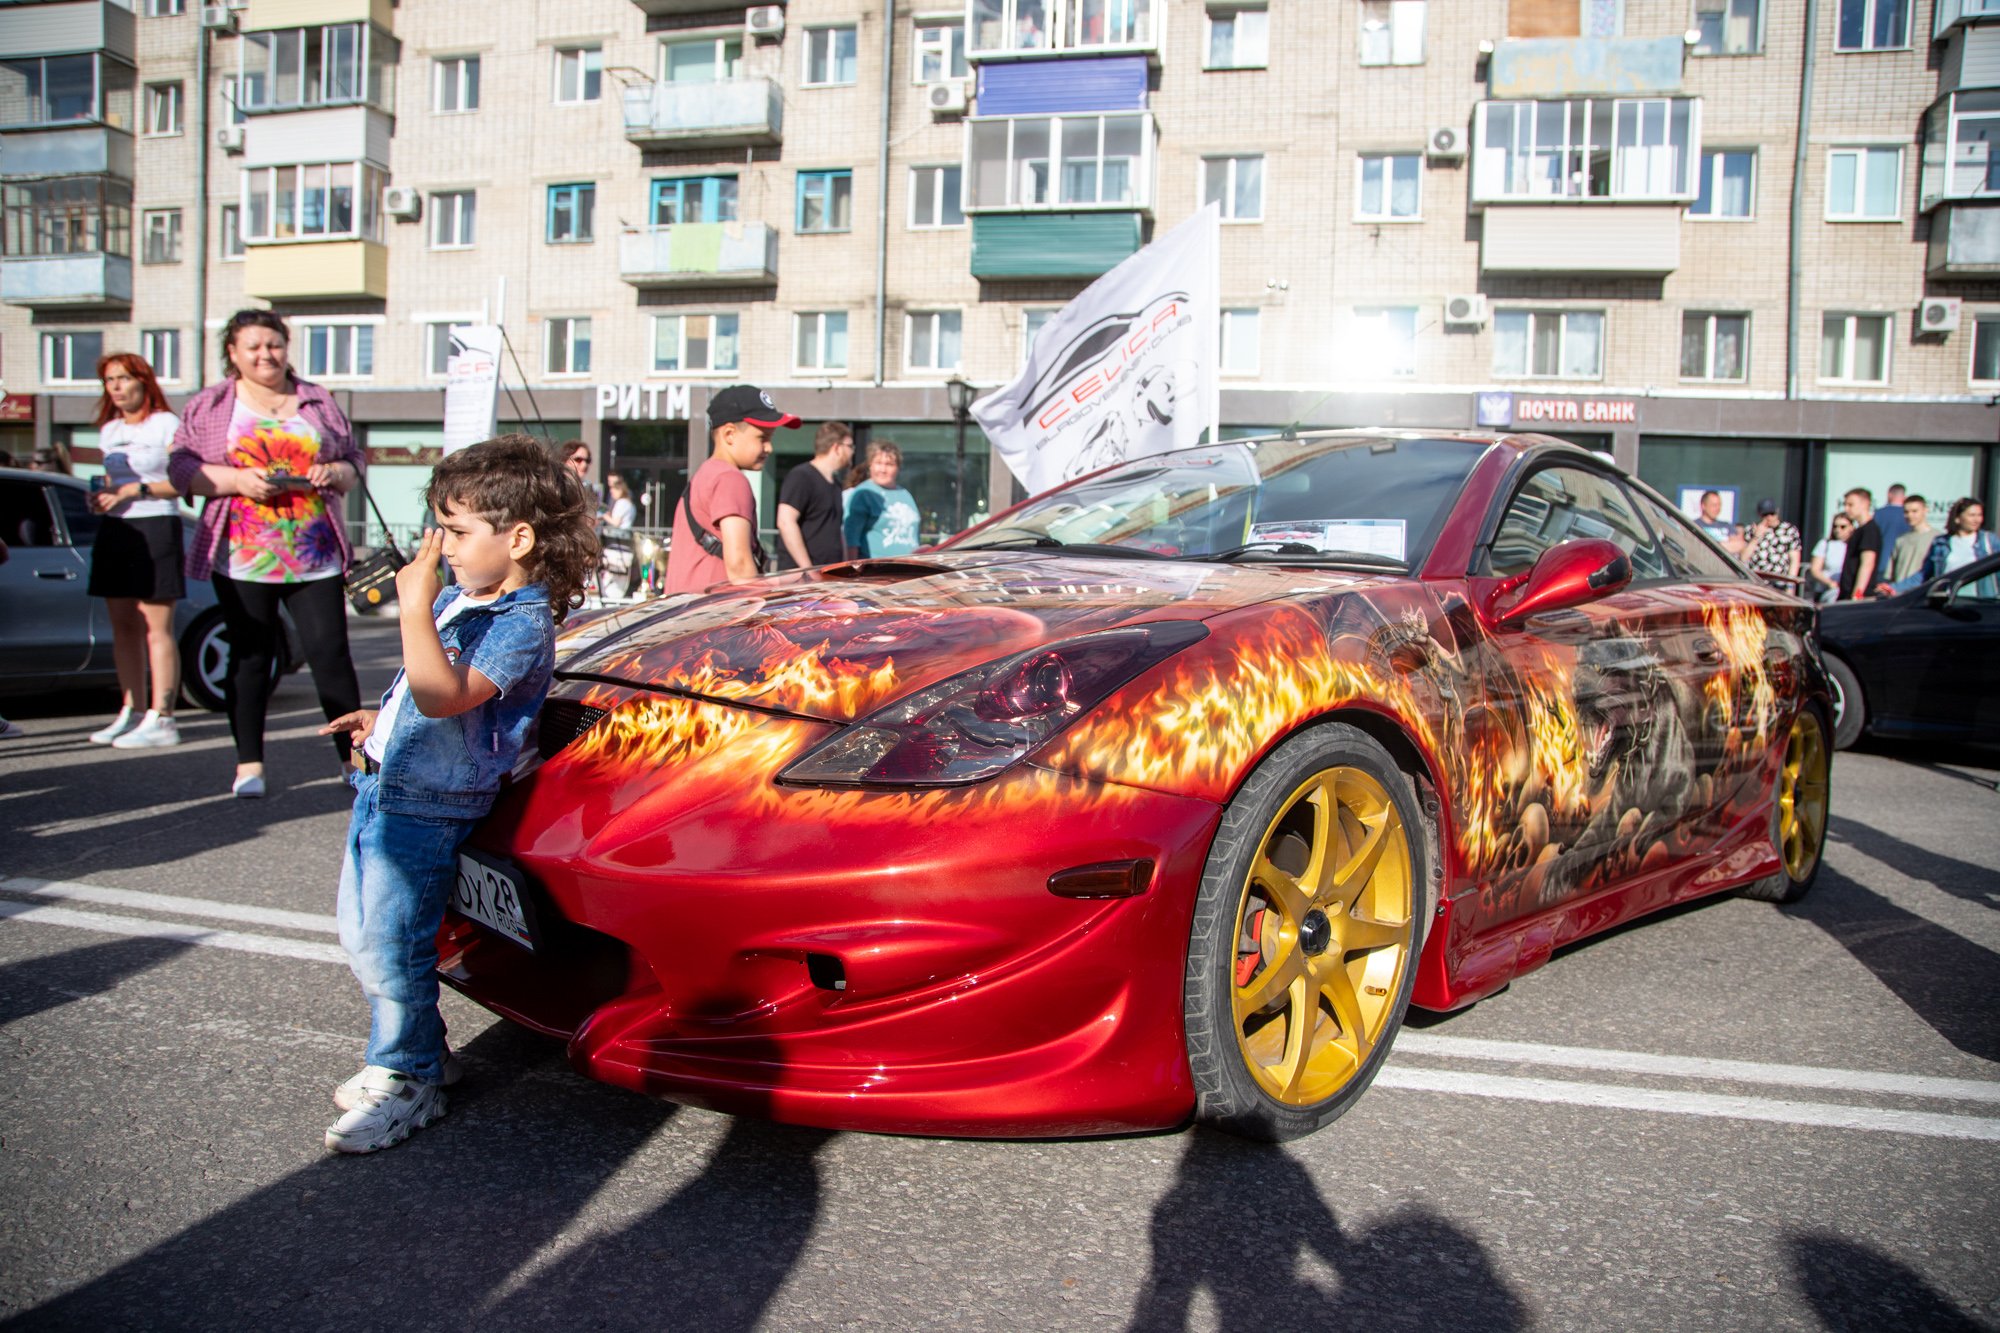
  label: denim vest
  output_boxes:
[373,583,556,818]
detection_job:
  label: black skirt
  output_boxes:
[88,514,187,601]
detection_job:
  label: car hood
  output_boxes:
[554,551,1381,722]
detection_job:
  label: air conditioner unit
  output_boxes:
[745,5,785,36]
[201,4,237,31]
[1444,293,1488,327]
[1918,296,1962,334]
[214,123,245,153]
[927,80,968,115]
[383,186,422,220]
[1426,125,1465,161]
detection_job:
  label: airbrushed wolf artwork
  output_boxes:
[437,431,1832,1142]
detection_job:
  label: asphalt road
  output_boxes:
[2,621,1996,1331]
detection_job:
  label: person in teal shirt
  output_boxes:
[843,439,922,558]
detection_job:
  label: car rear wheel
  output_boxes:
[1184,723,1429,1142]
[178,608,285,713]
[1823,655,1865,750]
[1741,708,1831,904]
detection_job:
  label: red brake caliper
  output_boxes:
[1234,908,1265,987]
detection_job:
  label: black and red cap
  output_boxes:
[707,384,802,431]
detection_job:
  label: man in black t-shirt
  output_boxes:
[776,421,854,569]
[1836,486,1884,601]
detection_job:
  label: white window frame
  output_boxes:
[42,332,105,386]
[1835,0,1912,50]
[1692,0,1763,54]
[1201,154,1265,222]
[796,311,850,373]
[553,46,603,104]
[429,190,476,249]
[1818,312,1891,385]
[1825,146,1904,221]
[1022,306,1060,362]
[804,26,860,87]
[218,74,248,126]
[963,112,1156,211]
[433,55,479,113]
[1359,0,1426,66]
[1680,311,1750,382]
[1349,306,1418,377]
[1472,98,1703,202]
[1971,314,2000,386]
[660,36,742,85]
[141,208,183,264]
[1355,153,1422,221]
[1203,4,1269,69]
[240,162,385,243]
[144,82,182,136]
[218,203,244,260]
[237,23,384,114]
[544,316,592,377]
[908,165,966,229]
[1688,149,1756,219]
[147,0,187,15]
[297,320,376,381]
[905,309,964,373]
[968,0,1160,55]
[913,18,968,82]
[1221,307,1261,375]
[140,328,182,383]
[650,312,741,376]
[424,322,454,378]
[1492,309,1606,381]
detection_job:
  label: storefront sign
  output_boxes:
[442,325,502,455]
[595,383,692,421]
[1513,397,1639,425]
[0,394,36,424]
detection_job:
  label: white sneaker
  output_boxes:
[324,1066,447,1154]
[89,707,136,744]
[111,711,181,749]
[232,773,266,799]
[334,1047,462,1113]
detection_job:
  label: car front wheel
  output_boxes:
[178,608,284,713]
[1184,723,1430,1142]
[1741,707,1832,904]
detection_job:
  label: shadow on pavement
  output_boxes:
[1789,1232,1986,1332]
[1826,816,1998,909]
[0,936,192,1026]
[1126,1129,1526,1331]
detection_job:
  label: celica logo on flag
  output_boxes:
[973,204,1221,496]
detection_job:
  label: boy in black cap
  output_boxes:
[663,385,801,595]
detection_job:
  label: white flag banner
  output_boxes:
[972,204,1220,497]
[441,324,503,455]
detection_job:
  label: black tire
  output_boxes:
[178,607,285,713]
[1184,723,1432,1142]
[1824,654,1865,750]
[1741,708,1832,904]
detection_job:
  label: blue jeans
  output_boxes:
[336,771,479,1083]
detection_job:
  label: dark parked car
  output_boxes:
[1815,550,2000,749]
[0,466,294,710]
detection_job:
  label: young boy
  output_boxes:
[318,435,596,1153]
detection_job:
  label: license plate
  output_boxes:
[453,849,537,952]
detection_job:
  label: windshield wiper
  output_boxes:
[956,534,1171,559]
[957,533,1067,549]
[1197,542,1407,570]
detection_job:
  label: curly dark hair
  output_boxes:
[424,434,600,623]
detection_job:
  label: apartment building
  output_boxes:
[4,0,1999,544]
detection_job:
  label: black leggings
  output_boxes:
[212,575,362,766]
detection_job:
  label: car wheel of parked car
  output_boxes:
[178,607,285,713]
[1184,723,1429,1142]
[1823,655,1865,751]
[1741,708,1832,904]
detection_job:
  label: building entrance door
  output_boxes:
[606,420,692,532]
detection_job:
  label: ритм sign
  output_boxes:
[595,383,692,421]
[1513,397,1639,425]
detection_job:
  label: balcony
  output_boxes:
[1488,36,1686,98]
[243,106,391,168]
[970,212,1140,278]
[0,1,136,64]
[243,239,387,300]
[621,79,782,149]
[243,0,393,31]
[1472,98,1701,206]
[1928,203,2000,274]
[627,0,771,13]
[1480,204,1680,275]
[968,0,1160,61]
[2,253,132,308]
[618,223,778,288]
[0,125,131,181]
[1937,0,2000,37]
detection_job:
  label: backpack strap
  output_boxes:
[680,487,768,573]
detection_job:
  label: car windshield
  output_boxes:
[950,434,1490,568]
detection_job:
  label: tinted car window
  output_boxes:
[1632,489,1742,582]
[1488,465,1668,579]
[0,479,59,547]
[48,482,101,547]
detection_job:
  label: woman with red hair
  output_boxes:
[86,351,185,748]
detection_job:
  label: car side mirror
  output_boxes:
[1493,538,1633,626]
[1925,580,1955,608]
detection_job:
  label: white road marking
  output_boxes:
[1394,1034,2000,1105]
[0,786,62,804]
[1376,1067,2000,1142]
[1,876,337,934]
[0,900,346,965]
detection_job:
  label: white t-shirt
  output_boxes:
[608,496,637,528]
[1813,537,1847,578]
[363,596,481,765]
[99,412,181,520]
[1947,534,1980,573]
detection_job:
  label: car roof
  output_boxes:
[0,466,89,488]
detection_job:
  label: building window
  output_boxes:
[662,36,742,84]
[4,54,126,126]
[906,310,963,372]
[1023,306,1060,359]
[1359,1,1425,65]
[239,25,388,112]
[144,82,182,136]
[909,165,965,228]
[796,311,849,372]
[218,203,244,259]
[1493,309,1605,379]
[141,208,182,263]
[1971,316,2000,385]
[1826,147,1902,220]
[1063,0,1156,47]
[797,170,854,233]
[299,323,374,380]
[2,178,131,257]
[914,20,969,81]
[430,190,475,248]
[554,47,603,103]
[1356,153,1420,220]
[1473,98,1699,201]
[147,0,187,15]
[1819,313,1890,384]
[966,112,1152,209]
[804,27,859,86]
[1680,312,1748,381]
[242,163,385,242]
[434,55,480,112]
[1349,307,1417,377]
[1690,150,1755,218]
[141,329,181,382]
[968,0,1158,54]
[425,323,455,377]
[651,175,738,225]
[1835,0,1910,49]
[1222,308,1261,374]
[1693,0,1761,54]
[652,313,739,374]
[42,331,105,385]
[546,183,595,243]
[1204,5,1269,68]
[1202,154,1264,221]
[545,317,592,376]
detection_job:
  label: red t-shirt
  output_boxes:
[665,455,759,595]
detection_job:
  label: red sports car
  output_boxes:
[440,431,1832,1141]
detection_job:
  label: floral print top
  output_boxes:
[223,399,343,583]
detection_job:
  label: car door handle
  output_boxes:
[35,568,78,580]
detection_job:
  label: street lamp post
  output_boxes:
[946,375,975,534]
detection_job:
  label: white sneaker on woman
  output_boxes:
[111,711,180,749]
[89,707,136,744]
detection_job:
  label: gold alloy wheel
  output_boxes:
[1778,711,1830,882]
[1231,766,1414,1106]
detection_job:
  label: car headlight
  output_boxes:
[779,621,1209,788]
